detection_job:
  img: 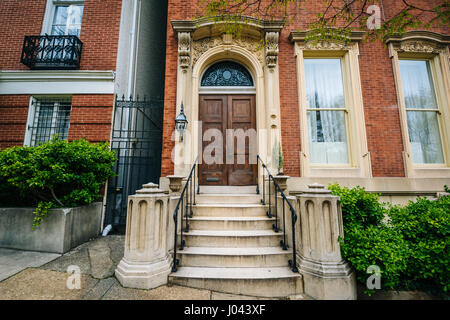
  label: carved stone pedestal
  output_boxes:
[115,183,171,289]
[296,183,357,300]
[273,175,290,192]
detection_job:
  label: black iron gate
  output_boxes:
[104,95,163,233]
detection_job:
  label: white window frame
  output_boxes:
[388,33,450,178]
[41,0,85,36]
[293,40,371,178]
[24,96,72,147]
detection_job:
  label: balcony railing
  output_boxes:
[21,35,83,70]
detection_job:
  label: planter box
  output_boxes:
[0,202,102,254]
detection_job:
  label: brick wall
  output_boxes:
[0,0,122,71]
[79,0,122,70]
[0,0,46,71]
[68,94,115,143]
[0,94,114,150]
[161,0,448,178]
[160,2,186,177]
[0,95,30,149]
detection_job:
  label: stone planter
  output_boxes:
[0,202,103,254]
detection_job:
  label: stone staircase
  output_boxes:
[168,186,303,298]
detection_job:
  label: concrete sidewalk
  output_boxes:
[0,235,295,300]
[0,248,60,282]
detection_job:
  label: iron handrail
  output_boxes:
[257,155,298,272]
[172,156,199,272]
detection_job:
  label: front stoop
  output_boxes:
[168,191,303,298]
[169,267,303,298]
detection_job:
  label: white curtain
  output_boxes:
[51,5,84,37]
[399,60,444,164]
[46,4,83,62]
[305,59,349,164]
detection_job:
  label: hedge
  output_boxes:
[0,138,116,228]
[329,183,449,298]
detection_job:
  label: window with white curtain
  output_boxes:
[399,60,445,164]
[305,58,349,164]
[50,0,84,37]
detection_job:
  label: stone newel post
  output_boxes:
[115,183,171,289]
[296,183,356,300]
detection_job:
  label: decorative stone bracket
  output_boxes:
[178,32,192,71]
[265,31,279,69]
[172,18,284,70]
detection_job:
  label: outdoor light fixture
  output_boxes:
[175,101,188,142]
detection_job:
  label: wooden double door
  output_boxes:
[199,94,257,186]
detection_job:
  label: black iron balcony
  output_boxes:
[21,35,83,70]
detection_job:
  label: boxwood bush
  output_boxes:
[0,138,116,228]
[329,183,449,298]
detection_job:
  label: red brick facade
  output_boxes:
[0,94,114,148]
[0,0,122,71]
[161,0,449,178]
[68,94,114,143]
[0,0,122,149]
[0,95,30,149]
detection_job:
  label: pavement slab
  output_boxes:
[0,268,97,300]
[0,248,60,281]
[82,277,117,300]
[101,282,212,300]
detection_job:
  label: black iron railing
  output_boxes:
[172,156,200,272]
[257,155,298,272]
[21,35,83,70]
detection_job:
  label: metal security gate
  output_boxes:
[104,96,163,233]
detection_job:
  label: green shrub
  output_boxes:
[339,224,410,292]
[330,183,449,298]
[0,138,116,228]
[389,196,450,296]
[328,183,386,228]
[329,184,409,293]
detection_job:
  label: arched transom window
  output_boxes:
[201,61,254,87]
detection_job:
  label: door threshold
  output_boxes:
[198,185,257,194]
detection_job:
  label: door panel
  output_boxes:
[199,94,256,185]
[227,95,256,186]
[199,95,227,185]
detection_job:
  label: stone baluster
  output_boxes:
[115,183,171,289]
[296,183,356,300]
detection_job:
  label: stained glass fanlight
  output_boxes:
[201,61,254,87]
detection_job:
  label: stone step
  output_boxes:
[195,193,262,204]
[177,246,291,267]
[188,216,276,230]
[180,230,282,247]
[198,185,258,194]
[169,266,303,298]
[193,204,268,217]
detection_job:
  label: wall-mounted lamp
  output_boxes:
[175,101,188,142]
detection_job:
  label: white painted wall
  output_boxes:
[115,0,168,99]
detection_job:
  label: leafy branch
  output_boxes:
[200,0,449,42]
